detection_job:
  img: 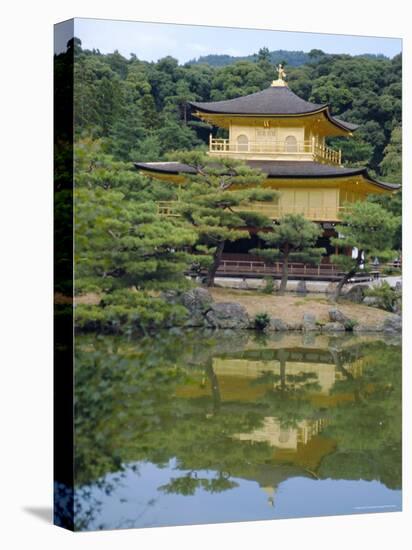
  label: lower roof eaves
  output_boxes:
[134,161,400,191]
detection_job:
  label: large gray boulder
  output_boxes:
[163,287,213,311]
[180,287,214,312]
[343,284,369,303]
[302,312,317,331]
[205,302,250,329]
[328,308,349,324]
[162,287,214,328]
[383,314,402,333]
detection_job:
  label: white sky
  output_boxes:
[61,18,402,62]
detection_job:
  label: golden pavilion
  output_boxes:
[135,65,399,270]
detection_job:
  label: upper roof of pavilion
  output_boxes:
[189,80,358,135]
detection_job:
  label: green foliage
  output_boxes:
[321,341,401,489]
[365,281,401,312]
[253,214,324,263]
[74,332,191,486]
[380,125,402,184]
[73,139,200,331]
[254,312,271,331]
[188,48,338,68]
[367,190,402,250]
[330,134,374,167]
[251,214,325,291]
[332,201,398,258]
[381,265,402,276]
[331,201,399,298]
[75,181,197,293]
[159,473,238,496]
[169,151,278,286]
[343,319,358,331]
[75,291,188,334]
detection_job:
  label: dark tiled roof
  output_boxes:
[189,85,358,132]
[134,160,399,191]
[331,116,359,132]
[189,86,325,115]
[248,161,363,178]
[135,161,197,174]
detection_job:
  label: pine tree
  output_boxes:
[251,214,325,293]
[331,201,399,299]
[74,139,198,332]
[169,151,279,286]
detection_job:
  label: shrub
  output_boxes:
[381,266,402,276]
[254,312,271,331]
[365,281,400,312]
[75,290,188,334]
[344,319,358,331]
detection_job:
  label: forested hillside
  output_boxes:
[187,48,388,68]
[187,48,319,67]
[70,39,402,182]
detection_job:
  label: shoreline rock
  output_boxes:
[328,308,349,324]
[205,302,250,329]
[162,287,401,333]
[302,312,317,332]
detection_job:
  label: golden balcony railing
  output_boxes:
[208,137,342,165]
[313,143,341,165]
[157,200,346,221]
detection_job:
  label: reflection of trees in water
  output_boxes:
[160,471,238,496]
[205,357,221,415]
[73,332,401,528]
[318,342,401,489]
[250,349,322,430]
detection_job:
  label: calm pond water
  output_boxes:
[69,330,401,531]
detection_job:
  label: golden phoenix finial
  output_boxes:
[277,63,286,81]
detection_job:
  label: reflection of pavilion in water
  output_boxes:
[213,346,363,395]
[177,344,367,507]
[234,416,328,449]
[213,346,364,448]
[211,345,364,506]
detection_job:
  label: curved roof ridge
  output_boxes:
[189,85,327,116]
[134,161,399,191]
[325,111,359,132]
[189,84,359,133]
